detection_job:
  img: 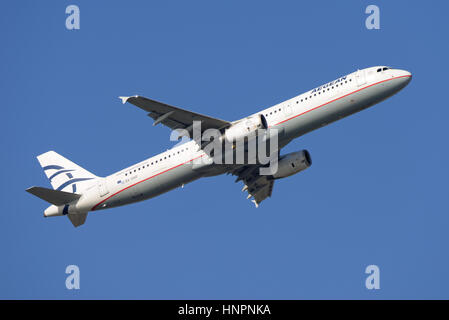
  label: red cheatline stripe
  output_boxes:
[91,74,411,210]
[91,154,205,211]
[272,75,411,126]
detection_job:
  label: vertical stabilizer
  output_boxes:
[36,151,98,193]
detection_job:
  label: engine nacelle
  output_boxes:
[272,150,312,179]
[223,114,268,143]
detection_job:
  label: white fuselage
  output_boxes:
[57,66,412,216]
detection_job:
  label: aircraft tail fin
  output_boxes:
[27,151,95,228]
[36,151,98,193]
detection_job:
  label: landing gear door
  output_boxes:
[355,69,367,87]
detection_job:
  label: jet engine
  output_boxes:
[271,150,312,179]
[222,114,268,143]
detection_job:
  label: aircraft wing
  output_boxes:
[230,165,275,207]
[119,95,231,137]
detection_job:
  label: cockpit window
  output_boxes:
[377,68,382,72]
[383,67,389,71]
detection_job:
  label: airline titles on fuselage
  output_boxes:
[311,76,348,93]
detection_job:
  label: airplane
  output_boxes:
[27,66,411,227]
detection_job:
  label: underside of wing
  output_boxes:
[230,165,274,207]
[119,95,231,137]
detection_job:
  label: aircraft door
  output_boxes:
[284,104,292,116]
[355,69,367,87]
[98,180,109,197]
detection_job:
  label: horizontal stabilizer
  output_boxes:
[26,186,81,206]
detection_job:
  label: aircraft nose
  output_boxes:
[391,69,412,90]
[398,69,412,85]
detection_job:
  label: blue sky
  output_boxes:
[1,0,448,299]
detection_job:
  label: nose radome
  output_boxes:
[398,69,412,79]
[395,69,412,87]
